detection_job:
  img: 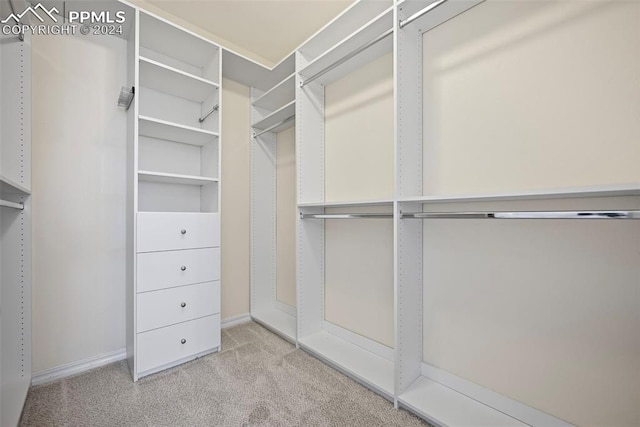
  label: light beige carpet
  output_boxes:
[20,322,429,426]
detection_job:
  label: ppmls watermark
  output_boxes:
[2,3,126,37]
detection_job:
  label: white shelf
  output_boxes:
[298,198,394,208]
[400,376,527,427]
[139,12,219,69]
[298,331,394,399]
[139,115,218,147]
[138,171,219,186]
[252,73,296,111]
[398,183,640,204]
[398,0,484,35]
[252,100,296,131]
[0,175,30,195]
[139,57,219,103]
[251,308,296,343]
[298,7,393,86]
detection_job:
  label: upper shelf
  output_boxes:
[252,73,295,111]
[298,199,394,208]
[298,7,393,87]
[139,57,219,103]
[0,174,30,196]
[138,171,219,186]
[398,0,484,34]
[398,184,640,204]
[139,115,219,147]
[252,100,296,131]
[139,12,219,69]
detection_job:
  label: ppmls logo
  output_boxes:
[1,3,59,24]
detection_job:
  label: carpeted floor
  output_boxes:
[20,321,429,426]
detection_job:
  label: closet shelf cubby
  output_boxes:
[139,57,219,103]
[138,171,219,186]
[139,116,219,146]
[298,7,393,86]
[0,174,31,196]
[298,331,395,399]
[139,12,219,74]
[252,73,295,111]
[251,100,296,131]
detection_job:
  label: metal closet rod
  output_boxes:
[0,199,24,210]
[300,28,393,87]
[253,115,295,138]
[198,105,219,123]
[399,0,449,29]
[300,211,640,220]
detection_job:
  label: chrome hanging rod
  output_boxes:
[300,213,393,219]
[399,0,449,29]
[401,211,640,220]
[0,199,24,210]
[198,105,219,123]
[253,115,295,138]
[300,28,393,87]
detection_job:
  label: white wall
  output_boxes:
[276,126,296,307]
[220,78,251,320]
[420,1,640,425]
[323,53,395,347]
[31,33,128,372]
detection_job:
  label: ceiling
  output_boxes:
[143,0,354,65]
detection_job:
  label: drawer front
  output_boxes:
[137,281,220,332]
[137,248,220,293]
[137,314,220,375]
[137,212,220,252]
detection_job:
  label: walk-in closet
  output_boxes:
[1,0,638,425]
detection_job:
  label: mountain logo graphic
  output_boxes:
[1,3,59,24]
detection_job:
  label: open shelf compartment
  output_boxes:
[0,174,30,196]
[138,171,218,186]
[139,57,219,103]
[252,73,296,111]
[252,100,295,131]
[139,115,218,147]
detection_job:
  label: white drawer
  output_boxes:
[137,248,220,293]
[137,314,220,375]
[137,281,220,332]
[137,212,219,253]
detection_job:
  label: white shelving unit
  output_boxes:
[0,1,33,425]
[249,52,297,343]
[127,9,222,380]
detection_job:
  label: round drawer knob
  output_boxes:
[180,229,187,235]
[180,266,187,271]
[181,339,186,344]
[181,302,186,308]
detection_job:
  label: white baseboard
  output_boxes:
[221,312,251,329]
[32,348,126,386]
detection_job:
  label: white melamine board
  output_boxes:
[299,330,394,398]
[324,206,394,348]
[0,174,30,196]
[138,181,203,213]
[252,308,296,342]
[325,52,394,203]
[221,50,294,91]
[298,0,392,64]
[400,376,526,427]
[299,7,393,86]
[252,101,296,131]
[298,199,394,208]
[421,0,640,197]
[138,171,218,186]
[399,0,484,34]
[276,127,296,307]
[138,136,202,177]
[139,11,218,69]
[421,197,640,426]
[139,57,218,103]
[139,87,212,131]
[139,116,219,147]
[253,74,295,111]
